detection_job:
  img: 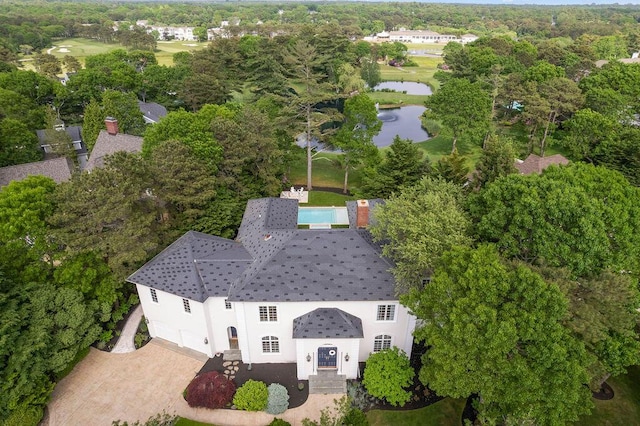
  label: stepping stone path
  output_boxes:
[222,360,240,380]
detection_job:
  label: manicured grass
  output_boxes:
[288,152,364,190]
[307,191,354,206]
[366,398,465,426]
[577,366,640,426]
[367,91,430,107]
[38,37,207,67]
[380,56,443,91]
[415,133,483,166]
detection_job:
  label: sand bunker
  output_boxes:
[183,43,198,46]
[58,48,70,53]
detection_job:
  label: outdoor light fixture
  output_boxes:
[344,353,350,362]
[306,353,312,362]
[204,338,208,344]
[145,317,149,324]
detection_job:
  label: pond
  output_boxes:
[374,105,429,147]
[374,81,433,95]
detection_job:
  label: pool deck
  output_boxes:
[281,190,308,203]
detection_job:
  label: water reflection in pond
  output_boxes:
[374,81,433,95]
[374,105,429,147]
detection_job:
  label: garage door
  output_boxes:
[152,321,179,343]
[181,330,204,352]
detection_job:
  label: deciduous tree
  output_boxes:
[362,347,413,407]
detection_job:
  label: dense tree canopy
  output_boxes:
[403,245,592,424]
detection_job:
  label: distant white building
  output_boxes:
[127,198,416,386]
[365,30,477,44]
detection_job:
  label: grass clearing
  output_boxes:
[36,37,207,67]
[287,151,364,190]
[380,55,442,91]
[366,398,465,426]
[367,91,430,107]
[307,191,354,206]
[577,366,640,425]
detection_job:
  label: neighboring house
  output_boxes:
[84,118,143,172]
[0,157,73,187]
[138,101,168,124]
[515,154,569,175]
[365,30,476,44]
[127,198,416,383]
[36,122,88,170]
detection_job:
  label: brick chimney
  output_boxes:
[356,199,369,229]
[105,117,118,135]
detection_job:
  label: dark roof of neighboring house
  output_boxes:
[138,101,168,123]
[0,157,73,187]
[36,126,83,145]
[515,154,569,175]
[293,308,364,339]
[127,197,396,303]
[85,130,143,171]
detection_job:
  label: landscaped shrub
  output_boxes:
[4,404,43,426]
[343,407,369,426]
[185,371,236,409]
[268,418,291,426]
[233,379,268,411]
[266,383,290,415]
[362,347,414,407]
[346,380,377,411]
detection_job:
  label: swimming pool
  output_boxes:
[298,207,349,225]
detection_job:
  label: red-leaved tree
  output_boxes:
[185,371,236,409]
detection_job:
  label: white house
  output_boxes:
[127,198,416,383]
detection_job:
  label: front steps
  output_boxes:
[223,349,242,361]
[309,369,347,394]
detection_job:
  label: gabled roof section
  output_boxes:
[85,130,143,172]
[127,231,253,302]
[36,126,83,145]
[0,157,73,187]
[293,308,364,339]
[515,154,569,175]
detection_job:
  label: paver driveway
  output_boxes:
[45,340,206,426]
[45,339,341,426]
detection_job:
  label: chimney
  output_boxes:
[356,199,369,229]
[105,117,118,135]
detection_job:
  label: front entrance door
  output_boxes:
[227,326,238,349]
[317,346,337,369]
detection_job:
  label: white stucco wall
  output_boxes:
[203,297,239,355]
[137,284,213,357]
[295,338,361,379]
[236,300,415,369]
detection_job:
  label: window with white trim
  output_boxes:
[225,299,232,310]
[261,336,280,353]
[373,334,392,352]
[376,304,395,321]
[259,305,278,322]
[183,298,191,313]
[150,288,158,303]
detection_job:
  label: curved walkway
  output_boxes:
[111,304,143,353]
[45,339,342,426]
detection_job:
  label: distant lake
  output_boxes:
[374,105,429,147]
[374,81,433,95]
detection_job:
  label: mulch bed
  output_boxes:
[199,356,309,408]
[592,382,615,400]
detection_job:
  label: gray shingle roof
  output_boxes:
[127,231,253,302]
[293,308,364,339]
[36,126,83,145]
[85,130,143,171]
[0,157,73,187]
[138,101,168,123]
[128,198,397,303]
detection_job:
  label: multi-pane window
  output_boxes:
[373,334,392,352]
[225,299,232,310]
[150,288,158,303]
[262,336,280,353]
[259,306,278,322]
[183,298,191,313]
[376,304,395,321]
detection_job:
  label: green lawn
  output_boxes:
[367,91,431,107]
[577,366,640,426]
[380,56,443,91]
[288,152,364,190]
[366,398,465,426]
[35,37,207,67]
[175,418,217,426]
[307,191,354,206]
